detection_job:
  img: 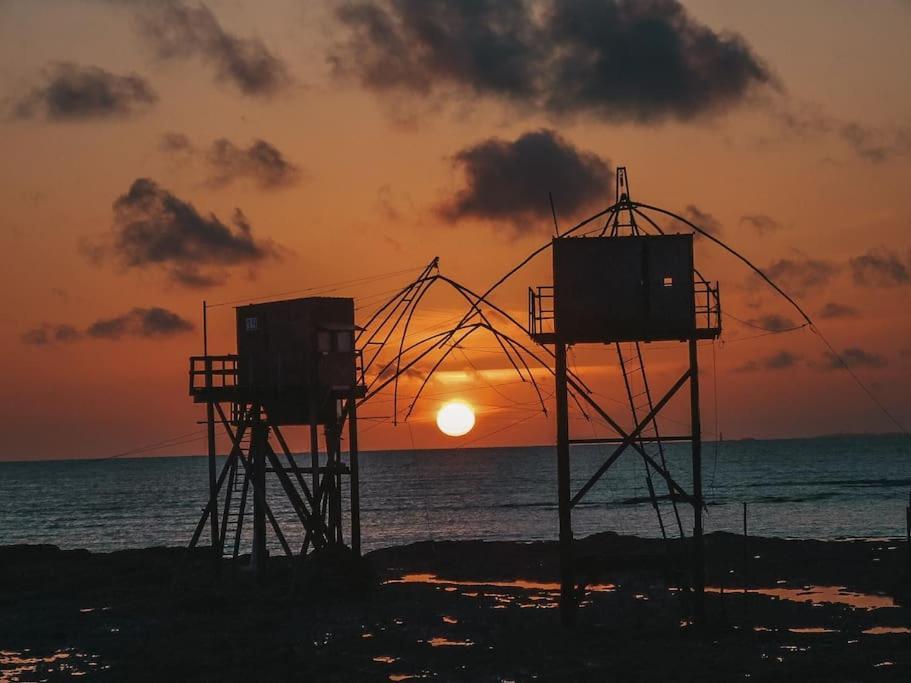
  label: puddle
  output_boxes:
[708,586,894,610]
[788,627,838,634]
[862,626,911,635]
[442,616,458,624]
[427,637,474,647]
[373,656,397,664]
[389,573,616,593]
[389,672,431,681]
[0,649,98,680]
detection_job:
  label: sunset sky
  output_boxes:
[2,0,910,460]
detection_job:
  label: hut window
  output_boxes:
[317,331,332,352]
[245,316,258,332]
[336,331,353,352]
[663,276,674,287]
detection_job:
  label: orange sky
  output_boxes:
[1,0,910,460]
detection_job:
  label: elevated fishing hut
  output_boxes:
[529,169,722,624]
[186,296,365,579]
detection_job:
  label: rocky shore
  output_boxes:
[1,532,910,681]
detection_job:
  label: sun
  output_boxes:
[436,401,476,437]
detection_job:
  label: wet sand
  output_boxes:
[1,532,910,681]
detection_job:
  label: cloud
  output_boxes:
[330,0,772,123]
[762,256,839,295]
[818,302,859,319]
[10,62,157,121]
[88,178,278,287]
[438,129,611,232]
[747,314,798,332]
[682,204,722,237]
[736,350,802,372]
[206,138,302,189]
[160,131,193,154]
[822,347,887,370]
[849,247,910,287]
[86,307,194,339]
[134,0,291,97]
[840,122,911,163]
[739,213,784,235]
[20,324,81,346]
[160,134,302,189]
[21,308,192,345]
[770,101,911,163]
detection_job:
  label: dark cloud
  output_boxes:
[160,131,193,154]
[160,134,301,189]
[330,0,772,123]
[20,324,81,346]
[762,257,839,295]
[736,350,802,373]
[438,129,611,232]
[849,247,910,287]
[135,0,291,97]
[86,307,194,340]
[823,347,887,370]
[739,213,784,235]
[11,62,157,121]
[818,302,859,320]
[840,122,911,163]
[23,308,193,346]
[747,314,798,332]
[206,138,301,189]
[88,178,277,287]
[771,102,911,163]
[682,204,723,237]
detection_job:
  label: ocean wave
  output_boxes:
[744,478,911,490]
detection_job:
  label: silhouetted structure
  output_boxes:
[187,296,365,579]
[529,168,722,624]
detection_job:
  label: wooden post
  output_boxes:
[742,502,748,588]
[555,341,575,626]
[906,492,910,575]
[349,395,361,556]
[689,338,705,626]
[743,501,749,625]
[324,424,342,545]
[251,416,268,582]
[309,401,320,516]
[203,301,219,552]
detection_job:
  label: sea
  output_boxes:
[1,435,909,553]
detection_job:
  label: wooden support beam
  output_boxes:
[186,449,237,553]
[264,444,328,547]
[270,422,319,514]
[555,342,575,627]
[250,417,268,582]
[690,338,705,626]
[349,394,362,556]
[570,368,691,507]
[567,373,689,493]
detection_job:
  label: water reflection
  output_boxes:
[707,585,894,610]
[388,573,616,592]
[0,648,100,680]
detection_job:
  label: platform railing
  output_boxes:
[189,354,239,395]
[528,286,555,338]
[694,280,722,335]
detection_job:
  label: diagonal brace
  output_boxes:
[570,369,691,507]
